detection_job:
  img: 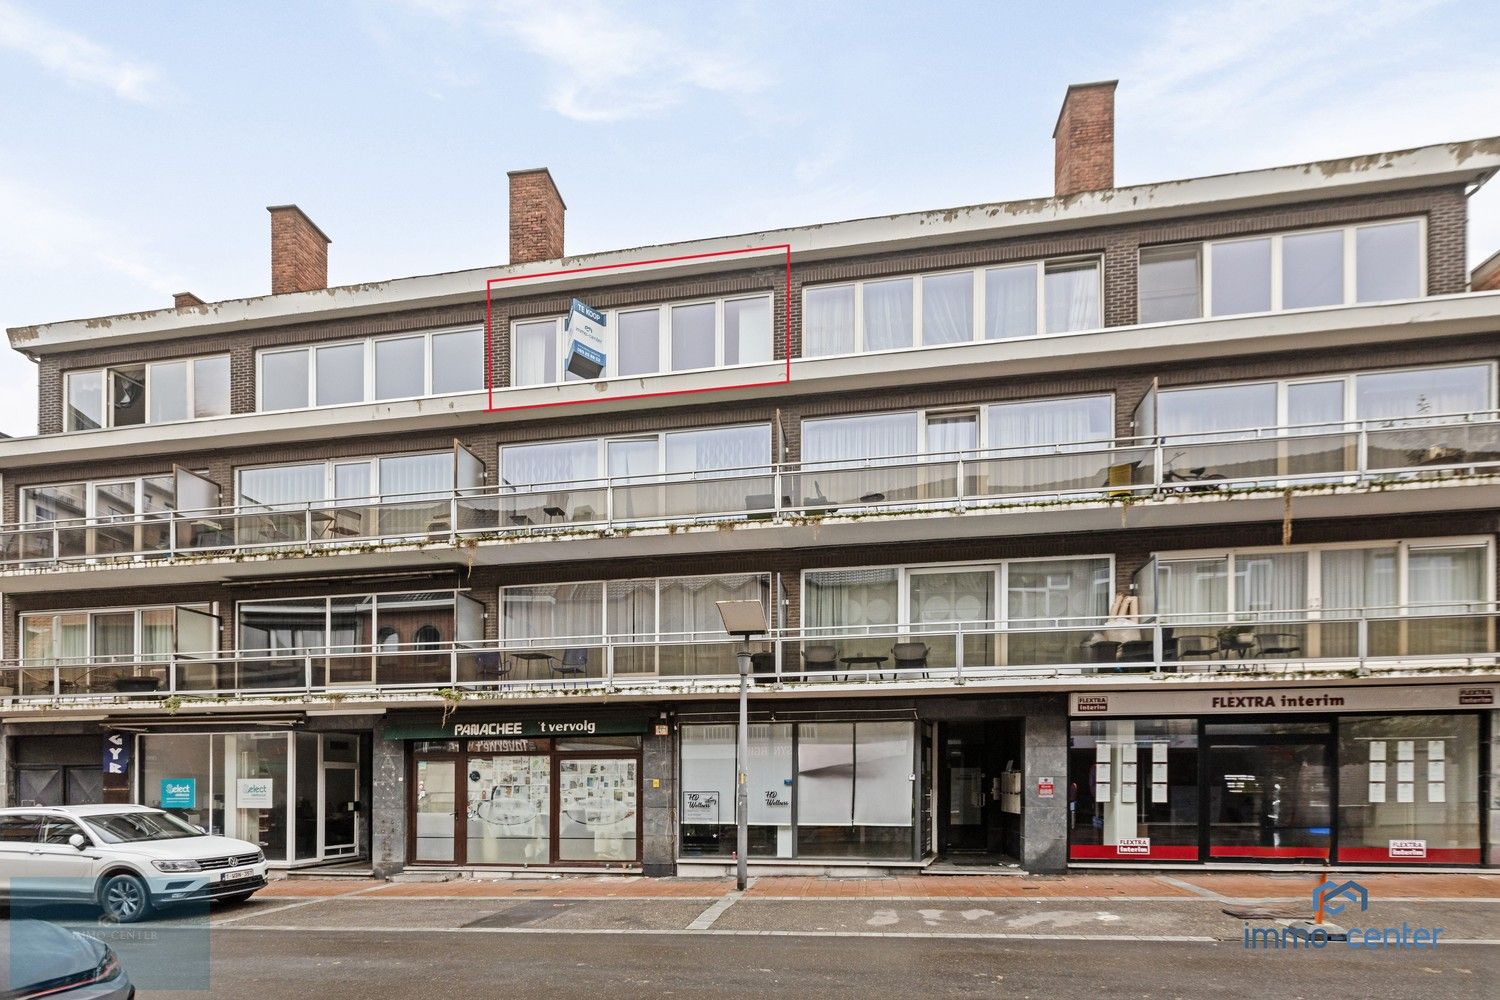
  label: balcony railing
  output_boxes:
[2,413,1498,572]
[3,607,1495,702]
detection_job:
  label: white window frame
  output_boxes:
[1170,217,1428,321]
[255,325,485,412]
[1157,361,1497,434]
[64,355,231,431]
[499,422,774,486]
[801,392,1116,462]
[20,474,177,524]
[235,448,456,507]
[800,255,1103,361]
[801,553,1116,632]
[20,603,215,664]
[1149,536,1494,616]
[507,292,775,388]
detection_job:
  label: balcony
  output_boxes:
[2,413,1498,590]
[4,607,1495,704]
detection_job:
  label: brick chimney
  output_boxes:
[1053,80,1117,197]
[1473,249,1500,292]
[508,168,565,265]
[267,204,331,294]
[173,291,205,309]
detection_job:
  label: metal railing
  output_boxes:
[3,607,1495,702]
[2,412,1498,572]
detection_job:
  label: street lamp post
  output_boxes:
[716,599,767,893]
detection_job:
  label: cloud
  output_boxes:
[393,0,769,121]
[0,1,161,102]
[0,173,185,299]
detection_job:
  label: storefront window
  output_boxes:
[142,734,218,837]
[680,724,793,857]
[1337,715,1480,864]
[468,755,551,863]
[1204,721,1331,861]
[558,758,638,862]
[796,722,915,860]
[1068,719,1199,861]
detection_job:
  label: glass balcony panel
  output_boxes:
[1365,422,1500,473]
[802,460,940,510]
[502,487,608,529]
[656,642,739,677]
[967,446,1153,499]
[374,649,453,687]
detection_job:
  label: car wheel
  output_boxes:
[99,873,153,924]
[220,892,256,906]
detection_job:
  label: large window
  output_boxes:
[1068,719,1200,861]
[803,257,1100,358]
[1155,363,1494,439]
[501,573,772,678]
[500,425,771,489]
[257,327,484,411]
[510,293,773,387]
[237,452,458,509]
[20,604,215,696]
[1137,219,1425,323]
[804,557,1111,670]
[679,721,915,861]
[65,356,230,431]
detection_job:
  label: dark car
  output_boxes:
[0,920,134,999]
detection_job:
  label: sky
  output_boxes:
[0,0,1497,437]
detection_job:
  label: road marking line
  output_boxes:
[211,924,1224,943]
[214,884,388,926]
[686,890,743,930]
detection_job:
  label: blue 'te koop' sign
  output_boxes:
[160,777,197,809]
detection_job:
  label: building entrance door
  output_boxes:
[937,721,1021,860]
[1203,722,1333,862]
[322,764,360,859]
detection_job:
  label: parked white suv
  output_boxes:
[0,804,268,923]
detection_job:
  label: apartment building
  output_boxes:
[3,81,1499,876]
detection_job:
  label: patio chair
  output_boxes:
[1175,634,1218,660]
[801,644,839,679]
[1257,632,1304,658]
[552,647,589,681]
[472,651,510,684]
[891,642,930,676]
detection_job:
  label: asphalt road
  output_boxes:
[143,929,1497,1000]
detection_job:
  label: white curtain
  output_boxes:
[804,286,855,357]
[985,264,1037,339]
[990,396,1112,454]
[503,583,603,642]
[238,464,323,510]
[1234,552,1307,618]
[512,321,557,386]
[379,453,453,500]
[1156,559,1228,622]
[502,440,599,489]
[925,414,977,461]
[1043,262,1100,333]
[1006,558,1109,623]
[665,426,770,477]
[862,278,913,351]
[1355,365,1489,423]
[658,574,767,640]
[804,569,898,633]
[802,413,919,466]
[1157,384,1276,440]
[1408,547,1484,611]
[921,272,972,345]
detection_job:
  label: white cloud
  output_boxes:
[0,0,161,102]
[393,0,769,121]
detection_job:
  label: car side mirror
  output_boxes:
[68,833,87,851]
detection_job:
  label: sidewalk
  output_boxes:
[261,870,1500,902]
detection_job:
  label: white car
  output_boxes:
[0,804,268,923]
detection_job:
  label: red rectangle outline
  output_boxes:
[484,244,793,413]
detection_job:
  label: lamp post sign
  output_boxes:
[564,298,607,379]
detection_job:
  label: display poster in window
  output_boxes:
[684,791,720,823]
[160,777,196,810]
[237,778,274,809]
[564,299,608,379]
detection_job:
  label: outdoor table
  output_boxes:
[840,655,890,680]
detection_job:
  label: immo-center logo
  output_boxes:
[1242,880,1444,951]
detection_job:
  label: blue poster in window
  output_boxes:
[564,298,607,379]
[160,777,197,810]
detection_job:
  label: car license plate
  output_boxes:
[220,867,253,882]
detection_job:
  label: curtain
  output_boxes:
[1007,558,1109,624]
[862,278,913,351]
[657,574,767,675]
[1407,547,1484,611]
[803,286,855,357]
[503,583,603,642]
[804,569,898,633]
[1321,548,1398,614]
[1157,384,1276,440]
[991,396,1112,454]
[141,609,175,659]
[616,308,660,377]
[665,426,769,477]
[921,272,972,345]
[512,321,557,386]
[802,413,919,466]
[1234,552,1307,619]
[1354,365,1489,423]
[1156,559,1228,622]
[925,414,977,462]
[985,264,1037,339]
[1043,262,1100,333]
[379,453,453,500]
[502,440,599,489]
[238,464,323,510]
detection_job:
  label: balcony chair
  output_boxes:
[1256,632,1304,658]
[551,648,589,683]
[1119,628,1177,667]
[891,642,930,677]
[1174,634,1218,663]
[750,651,777,677]
[801,644,840,680]
[471,651,511,684]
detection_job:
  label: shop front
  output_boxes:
[1067,684,1494,867]
[388,712,649,868]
